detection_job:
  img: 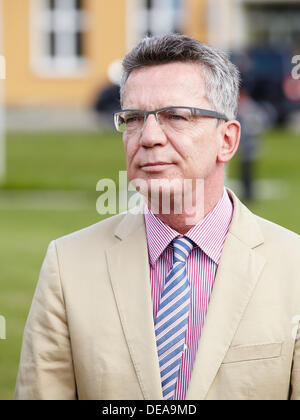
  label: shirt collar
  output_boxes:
[144,188,233,266]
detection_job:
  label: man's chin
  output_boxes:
[131,176,183,196]
[129,175,204,218]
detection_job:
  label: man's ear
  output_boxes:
[217,120,241,163]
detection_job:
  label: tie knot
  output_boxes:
[172,236,194,263]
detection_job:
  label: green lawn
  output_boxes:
[0,208,105,400]
[3,131,126,190]
[0,127,299,399]
[228,127,300,233]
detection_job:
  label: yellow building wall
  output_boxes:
[3,0,127,107]
[2,0,208,108]
[185,0,208,43]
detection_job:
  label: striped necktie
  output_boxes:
[154,236,194,400]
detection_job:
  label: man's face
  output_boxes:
[122,62,225,197]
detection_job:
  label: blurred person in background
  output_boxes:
[15,34,300,400]
[93,60,122,130]
[237,84,271,200]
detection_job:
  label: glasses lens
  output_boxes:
[116,111,145,133]
[158,107,193,131]
[114,114,125,132]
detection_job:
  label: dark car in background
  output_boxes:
[231,45,300,125]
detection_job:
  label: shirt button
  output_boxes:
[184,344,188,351]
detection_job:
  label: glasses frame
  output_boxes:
[114,106,229,133]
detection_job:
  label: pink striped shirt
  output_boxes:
[144,189,233,400]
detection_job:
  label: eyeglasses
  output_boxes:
[114,106,229,133]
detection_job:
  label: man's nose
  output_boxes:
[140,114,167,147]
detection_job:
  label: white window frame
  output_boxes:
[207,0,300,51]
[30,0,90,78]
[128,0,185,47]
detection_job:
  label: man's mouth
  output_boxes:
[140,162,173,170]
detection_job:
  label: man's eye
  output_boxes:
[125,116,137,124]
[125,114,143,124]
[166,113,189,121]
[170,114,185,120]
[162,109,190,121]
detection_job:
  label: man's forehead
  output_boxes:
[123,62,208,108]
[126,61,204,83]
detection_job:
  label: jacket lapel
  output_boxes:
[106,211,163,400]
[186,190,266,400]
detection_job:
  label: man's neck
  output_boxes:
[146,183,225,234]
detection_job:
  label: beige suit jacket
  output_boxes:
[15,190,300,400]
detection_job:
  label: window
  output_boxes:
[31,0,88,77]
[246,3,300,51]
[137,0,184,39]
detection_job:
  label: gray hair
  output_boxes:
[120,34,240,120]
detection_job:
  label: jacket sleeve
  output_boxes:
[14,241,77,400]
[290,320,300,400]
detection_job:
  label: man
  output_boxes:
[15,34,300,400]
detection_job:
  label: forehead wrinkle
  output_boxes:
[123,85,209,111]
[122,62,211,111]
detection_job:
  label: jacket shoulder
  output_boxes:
[255,214,300,253]
[58,212,123,241]
[54,211,143,252]
[256,215,299,240]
